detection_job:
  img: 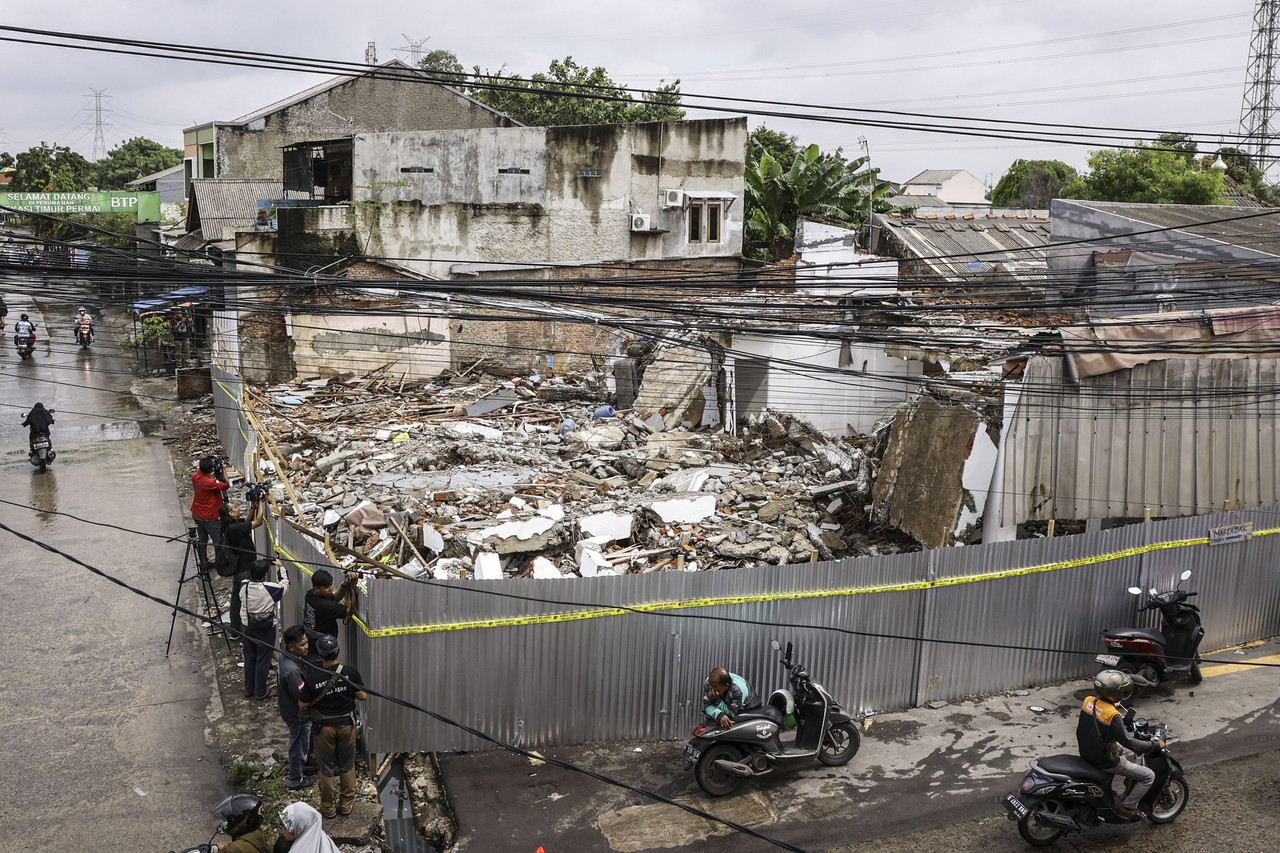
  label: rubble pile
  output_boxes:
[251,368,903,581]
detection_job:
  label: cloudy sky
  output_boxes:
[0,1,1262,185]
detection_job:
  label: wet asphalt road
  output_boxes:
[0,295,228,851]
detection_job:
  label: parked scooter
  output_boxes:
[684,640,861,796]
[1096,570,1203,686]
[1002,714,1188,846]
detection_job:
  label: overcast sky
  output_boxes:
[0,1,1262,185]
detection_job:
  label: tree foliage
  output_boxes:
[989,159,1078,207]
[5,143,91,192]
[1216,147,1280,204]
[92,137,182,189]
[1059,142,1225,205]
[744,143,897,262]
[749,126,800,167]
[418,49,684,126]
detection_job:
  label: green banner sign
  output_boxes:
[0,191,162,222]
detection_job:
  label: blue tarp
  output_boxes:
[131,286,209,315]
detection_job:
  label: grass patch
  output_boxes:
[225,759,319,821]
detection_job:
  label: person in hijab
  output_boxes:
[273,802,340,853]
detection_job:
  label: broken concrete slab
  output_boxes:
[470,516,563,554]
[530,556,562,579]
[756,500,795,523]
[473,552,503,580]
[574,425,626,450]
[316,448,364,474]
[646,495,717,525]
[579,511,634,542]
[443,422,504,442]
[464,388,519,417]
[421,524,445,554]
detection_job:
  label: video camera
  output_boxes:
[246,480,272,503]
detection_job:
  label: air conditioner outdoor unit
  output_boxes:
[662,189,685,208]
[630,213,651,232]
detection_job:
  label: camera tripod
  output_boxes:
[167,526,232,655]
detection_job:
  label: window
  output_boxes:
[687,205,702,244]
[498,167,530,175]
[578,169,602,178]
[687,202,723,244]
[400,166,434,174]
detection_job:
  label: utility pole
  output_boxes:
[1239,0,1280,180]
[84,88,112,161]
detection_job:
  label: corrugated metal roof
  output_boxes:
[873,208,1051,282]
[1065,200,1280,257]
[190,179,300,242]
[1001,355,1280,525]
[125,163,183,187]
[904,169,964,185]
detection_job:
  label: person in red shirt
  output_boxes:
[191,455,230,572]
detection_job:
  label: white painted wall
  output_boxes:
[731,330,922,436]
[285,312,451,380]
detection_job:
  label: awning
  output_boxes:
[131,286,210,315]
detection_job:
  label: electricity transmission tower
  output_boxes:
[394,34,429,67]
[84,88,112,160]
[1240,0,1280,180]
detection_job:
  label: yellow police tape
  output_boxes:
[265,520,1280,639]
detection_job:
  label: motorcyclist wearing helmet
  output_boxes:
[212,793,271,852]
[1076,669,1164,820]
[74,306,94,341]
[13,312,35,345]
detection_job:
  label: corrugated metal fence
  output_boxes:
[208,332,1280,754]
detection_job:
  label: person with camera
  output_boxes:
[239,557,289,700]
[220,496,265,637]
[278,625,318,791]
[192,456,230,573]
[298,634,367,819]
[303,570,357,639]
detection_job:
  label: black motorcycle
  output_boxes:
[684,640,862,796]
[15,331,35,359]
[1096,570,1203,686]
[1002,714,1188,846]
[29,431,56,472]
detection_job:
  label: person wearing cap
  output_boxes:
[298,634,367,819]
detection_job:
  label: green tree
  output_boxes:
[1059,142,1225,205]
[749,125,800,166]
[417,49,466,81]
[92,137,182,189]
[990,159,1078,207]
[1216,147,1280,204]
[1156,132,1198,166]
[468,56,684,126]
[7,143,90,192]
[744,143,896,262]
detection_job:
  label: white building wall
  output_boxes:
[731,331,922,436]
[350,119,747,279]
[938,171,990,205]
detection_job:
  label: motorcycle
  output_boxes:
[684,640,862,796]
[29,431,56,473]
[1096,570,1203,686]
[15,331,35,359]
[1002,714,1189,846]
[75,325,93,348]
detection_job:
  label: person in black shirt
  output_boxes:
[303,570,356,638]
[298,634,366,819]
[220,499,265,635]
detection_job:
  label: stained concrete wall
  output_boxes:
[351,118,747,278]
[286,311,450,380]
[731,330,922,436]
[215,74,515,180]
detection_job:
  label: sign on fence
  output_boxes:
[1208,522,1253,546]
[0,191,161,222]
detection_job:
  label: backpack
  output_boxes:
[213,529,237,578]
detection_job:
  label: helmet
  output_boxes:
[1093,669,1134,704]
[213,793,264,837]
[316,634,340,659]
[20,313,28,321]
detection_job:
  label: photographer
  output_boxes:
[220,496,265,637]
[191,456,230,572]
[239,557,289,701]
[303,570,357,639]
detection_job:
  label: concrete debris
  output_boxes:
[252,367,912,580]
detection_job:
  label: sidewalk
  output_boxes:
[440,637,1280,852]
